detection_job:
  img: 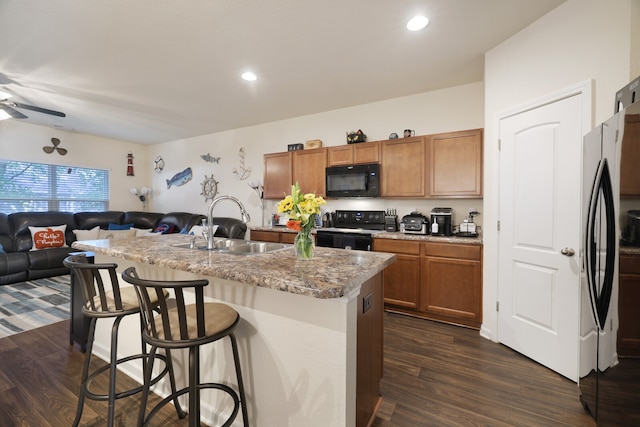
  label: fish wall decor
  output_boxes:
[166,167,193,189]
[201,153,221,163]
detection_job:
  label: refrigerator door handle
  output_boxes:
[584,158,616,330]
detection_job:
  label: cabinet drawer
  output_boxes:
[280,232,297,244]
[423,242,481,260]
[250,230,280,243]
[620,254,640,275]
[373,239,420,255]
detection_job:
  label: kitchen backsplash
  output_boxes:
[264,198,483,227]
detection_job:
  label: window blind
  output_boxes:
[0,160,109,213]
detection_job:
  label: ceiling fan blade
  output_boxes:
[0,104,28,119]
[11,102,66,117]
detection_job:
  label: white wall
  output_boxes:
[482,0,636,340]
[0,119,152,211]
[1,82,485,227]
[148,82,485,225]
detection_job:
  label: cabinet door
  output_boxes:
[618,254,640,356]
[250,230,281,242]
[421,242,482,328]
[428,129,483,197]
[263,152,292,199]
[280,232,296,244]
[374,239,421,308]
[380,137,425,197]
[620,114,640,196]
[327,145,353,166]
[292,148,327,197]
[353,141,380,164]
[420,255,482,327]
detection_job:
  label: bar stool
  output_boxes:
[121,266,249,427]
[63,255,185,427]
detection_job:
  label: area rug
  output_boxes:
[0,275,71,338]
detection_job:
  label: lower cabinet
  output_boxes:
[372,239,420,309]
[619,253,640,357]
[374,238,482,329]
[250,229,297,244]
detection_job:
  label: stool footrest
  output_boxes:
[144,382,241,426]
[83,353,169,402]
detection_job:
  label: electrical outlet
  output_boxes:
[363,293,373,313]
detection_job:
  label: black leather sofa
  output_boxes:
[0,210,247,286]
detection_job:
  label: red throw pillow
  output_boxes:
[28,225,68,250]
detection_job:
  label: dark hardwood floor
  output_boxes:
[372,313,595,427]
[0,313,595,426]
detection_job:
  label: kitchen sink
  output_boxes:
[172,238,289,255]
[226,242,289,255]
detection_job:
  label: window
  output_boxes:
[0,160,109,214]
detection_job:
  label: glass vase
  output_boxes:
[294,231,314,260]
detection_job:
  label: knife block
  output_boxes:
[385,215,398,232]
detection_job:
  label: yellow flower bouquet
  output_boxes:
[277,182,326,259]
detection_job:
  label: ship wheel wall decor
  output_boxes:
[200,174,219,201]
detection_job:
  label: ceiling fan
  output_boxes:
[0,90,66,119]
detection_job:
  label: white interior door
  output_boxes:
[498,92,584,381]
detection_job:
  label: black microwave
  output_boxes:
[325,163,380,198]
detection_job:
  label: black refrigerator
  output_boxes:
[579,76,640,426]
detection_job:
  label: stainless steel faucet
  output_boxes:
[205,195,251,250]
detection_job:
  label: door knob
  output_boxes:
[561,247,575,257]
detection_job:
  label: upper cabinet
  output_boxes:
[380,136,426,197]
[620,114,640,197]
[292,148,328,197]
[427,129,483,198]
[263,152,292,199]
[327,141,380,166]
[263,128,483,200]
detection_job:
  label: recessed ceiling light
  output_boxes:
[241,72,257,82]
[407,15,429,31]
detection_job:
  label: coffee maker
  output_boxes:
[430,207,453,236]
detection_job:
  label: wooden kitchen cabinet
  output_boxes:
[327,145,353,166]
[374,239,421,309]
[427,128,483,198]
[618,253,640,357]
[421,242,482,329]
[620,114,640,197]
[250,229,298,244]
[263,152,292,199]
[292,148,327,197]
[374,238,483,329]
[327,141,380,166]
[380,136,425,197]
[354,141,380,164]
[249,229,280,242]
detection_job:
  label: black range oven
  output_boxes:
[316,210,385,251]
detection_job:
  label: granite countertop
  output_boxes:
[251,226,483,245]
[621,245,640,255]
[72,234,396,299]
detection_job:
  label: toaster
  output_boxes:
[400,211,430,235]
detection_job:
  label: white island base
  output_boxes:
[88,254,384,427]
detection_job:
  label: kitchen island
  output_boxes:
[72,234,396,427]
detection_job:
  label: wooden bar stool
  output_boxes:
[63,255,185,427]
[121,266,249,427]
